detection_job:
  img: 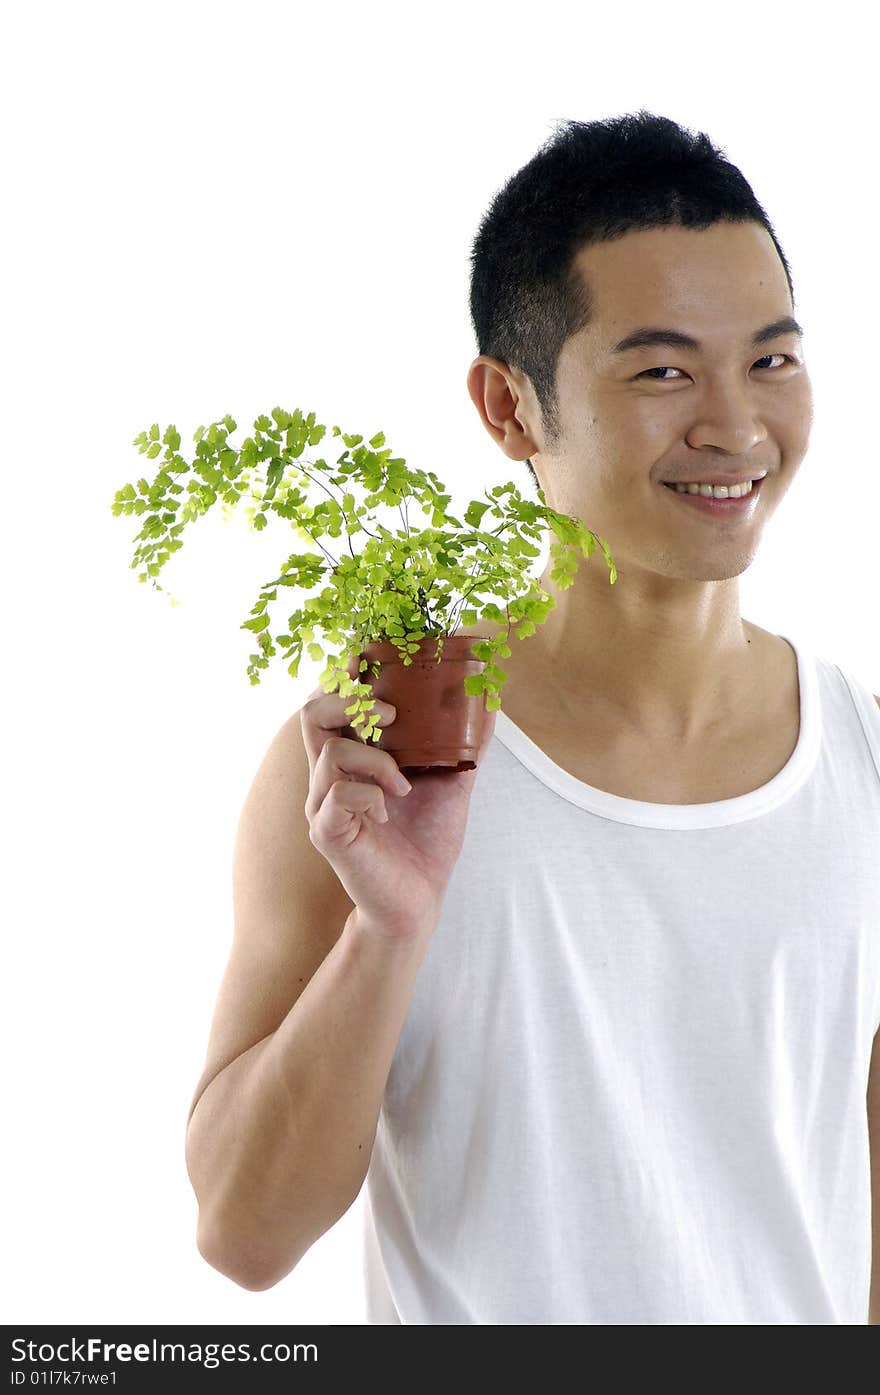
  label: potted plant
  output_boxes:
[110,406,618,772]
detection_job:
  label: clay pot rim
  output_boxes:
[350,632,493,658]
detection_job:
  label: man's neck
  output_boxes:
[514,578,760,744]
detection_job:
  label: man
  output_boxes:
[187,112,880,1324]
[363,115,880,1323]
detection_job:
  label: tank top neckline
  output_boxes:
[492,632,821,830]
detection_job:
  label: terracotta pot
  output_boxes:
[341,633,491,773]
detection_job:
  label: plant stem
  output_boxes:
[444,513,518,632]
[281,460,359,565]
[290,519,340,572]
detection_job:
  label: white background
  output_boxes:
[2,0,877,1326]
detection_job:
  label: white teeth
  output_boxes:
[671,480,755,499]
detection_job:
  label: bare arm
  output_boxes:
[186,905,433,1290]
[185,668,495,1292]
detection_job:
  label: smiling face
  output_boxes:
[527,220,814,585]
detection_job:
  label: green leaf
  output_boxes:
[464,500,490,528]
[241,613,271,633]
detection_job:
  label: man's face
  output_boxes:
[528,221,814,585]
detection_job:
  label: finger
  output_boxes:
[300,690,397,770]
[305,733,411,822]
[309,778,389,848]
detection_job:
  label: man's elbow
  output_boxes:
[195,1214,298,1293]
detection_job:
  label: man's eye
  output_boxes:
[638,354,795,382]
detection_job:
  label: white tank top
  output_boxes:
[361,634,880,1324]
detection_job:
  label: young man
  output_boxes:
[187,111,880,1324]
[362,113,880,1323]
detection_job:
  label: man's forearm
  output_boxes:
[185,907,433,1290]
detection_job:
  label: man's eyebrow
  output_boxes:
[610,315,805,355]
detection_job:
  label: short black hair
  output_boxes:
[468,110,796,492]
